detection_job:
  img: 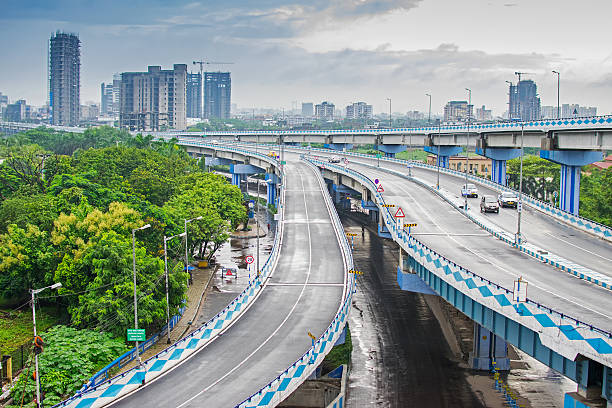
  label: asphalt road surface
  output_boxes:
[110,160,346,407]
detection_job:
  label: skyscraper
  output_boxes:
[345,102,373,119]
[119,64,187,131]
[49,31,80,126]
[186,72,202,118]
[204,72,231,119]
[508,80,541,121]
[100,82,114,116]
[315,102,335,121]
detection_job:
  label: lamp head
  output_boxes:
[50,282,62,290]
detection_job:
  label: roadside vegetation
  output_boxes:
[0,126,246,405]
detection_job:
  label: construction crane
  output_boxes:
[192,60,234,119]
[514,71,533,82]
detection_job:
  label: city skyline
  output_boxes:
[2,0,612,116]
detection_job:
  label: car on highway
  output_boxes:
[480,195,500,213]
[498,191,518,208]
[461,183,478,198]
[328,155,342,163]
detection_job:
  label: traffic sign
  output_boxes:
[349,269,363,275]
[517,202,522,213]
[404,223,417,228]
[513,277,527,302]
[245,255,254,264]
[375,179,379,184]
[281,161,287,165]
[127,329,146,342]
[307,331,316,341]
[346,232,358,237]
[376,184,384,193]
[381,204,395,208]
[394,207,405,218]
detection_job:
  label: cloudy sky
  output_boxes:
[2,0,612,116]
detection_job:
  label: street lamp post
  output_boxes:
[516,121,525,244]
[132,224,151,366]
[184,216,203,286]
[163,232,186,344]
[386,98,392,128]
[552,70,560,119]
[436,119,441,190]
[31,282,62,407]
[426,93,432,125]
[464,88,472,211]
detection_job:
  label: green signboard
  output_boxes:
[127,329,146,342]
[281,161,287,165]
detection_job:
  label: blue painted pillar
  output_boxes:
[265,173,280,207]
[474,147,521,186]
[424,145,463,169]
[469,324,509,371]
[231,173,242,187]
[540,150,603,215]
[377,144,407,158]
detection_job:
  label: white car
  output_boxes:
[461,183,478,198]
[328,155,341,163]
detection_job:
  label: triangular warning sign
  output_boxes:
[376,183,384,193]
[395,207,405,217]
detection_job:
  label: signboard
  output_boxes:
[404,223,417,228]
[349,269,363,275]
[345,232,358,237]
[274,213,282,221]
[281,161,287,165]
[381,204,395,208]
[513,278,527,303]
[375,179,379,184]
[127,329,146,342]
[376,184,384,193]
[394,207,405,218]
[245,255,254,264]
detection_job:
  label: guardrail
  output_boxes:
[235,157,355,407]
[53,145,286,408]
[278,145,612,242]
[307,157,612,341]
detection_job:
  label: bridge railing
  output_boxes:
[52,145,286,408]
[235,156,355,407]
[307,157,612,341]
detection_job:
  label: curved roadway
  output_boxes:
[284,149,612,333]
[111,160,346,407]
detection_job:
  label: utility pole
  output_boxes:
[164,232,186,344]
[132,224,150,366]
[552,70,560,119]
[184,217,202,286]
[386,98,392,128]
[516,122,525,245]
[464,88,471,212]
[426,93,432,125]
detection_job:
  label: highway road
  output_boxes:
[110,160,346,407]
[282,150,612,333]
[346,153,612,278]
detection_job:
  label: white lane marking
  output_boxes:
[268,283,345,287]
[386,178,612,322]
[544,232,612,263]
[175,165,316,408]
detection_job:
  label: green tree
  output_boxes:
[580,168,612,226]
[0,194,60,233]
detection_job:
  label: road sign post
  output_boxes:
[512,277,527,302]
[394,206,405,230]
[127,329,146,342]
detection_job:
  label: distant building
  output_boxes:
[443,101,472,123]
[345,102,373,119]
[301,102,314,117]
[315,101,335,121]
[476,105,492,122]
[427,154,492,176]
[508,80,540,121]
[120,64,187,131]
[80,104,99,121]
[204,72,231,119]
[406,111,425,121]
[186,72,202,118]
[3,100,28,122]
[100,83,114,116]
[0,92,8,110]
[541,105,557,119]
[49,31,80,126]
[112,73,121,117]
[562,104,597,118]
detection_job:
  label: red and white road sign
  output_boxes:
[245,255,254,264]
[394,207,405,218]
[376,183,384,193]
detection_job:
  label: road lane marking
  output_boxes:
[544,232,612,263]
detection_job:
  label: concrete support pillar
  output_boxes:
[540,149,603,215]
[564,359,607,407]
[265,173,280,207]
[377,144,407,159]
[231,173,243,187]
[424,145,463,169]
[491,159,506,185]
[469,323,510,371]
[474,147,521,186]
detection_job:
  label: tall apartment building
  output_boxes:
[119,64,187,131]
[476,105,492,122]
[49,31,80,126]
[508,80,541,121]
[112,74,121,117]
[443,101,472,123]
[345,102,373,119]
[301,102,314,117]
[315,101,335,121]
[204,72,231,119]
[186,72,202,118]
[100,83,114,116]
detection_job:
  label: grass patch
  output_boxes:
[320,325,352,375]
[0,307,61,354]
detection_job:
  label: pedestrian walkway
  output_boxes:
[118,265,216,373]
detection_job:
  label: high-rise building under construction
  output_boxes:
[204,72,231,119]
[49,31,80,126]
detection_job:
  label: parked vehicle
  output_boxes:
[461,183,478,198]
[328,155,342,163]
[498,191,518,208]
[480,195,500,213]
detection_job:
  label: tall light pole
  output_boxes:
[386,98,392,128]
[164,232,186,344]
[184,216,203,286]
[132,223,151,365]
[436,119,441,190]
[552,70,560,119]
[464,88,471,211]
[31,282,62,407]
[516,121,525,245]
[425,93,432,125]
